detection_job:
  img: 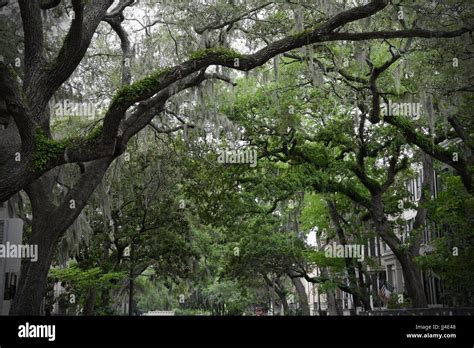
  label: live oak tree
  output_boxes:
[181,121,370,314]
[51,132,195,315]
[0,0,471,314]
[219,40,462,308]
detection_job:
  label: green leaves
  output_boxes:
[416,176,474,306]
[49,262,125,309]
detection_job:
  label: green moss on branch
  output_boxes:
[111,67,172,106]
[87,124,103,142]
[189,47,244,61]
[387,115,455,159]
[33,129,71,171]
[292,23,323,40]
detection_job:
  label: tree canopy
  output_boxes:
[0,0,472,315]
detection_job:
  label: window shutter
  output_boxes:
[0,220,5,244]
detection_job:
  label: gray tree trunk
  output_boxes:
[83,288,97,316]
[10,159,112,315]
[370,195,428,308]
[289,274,310,315]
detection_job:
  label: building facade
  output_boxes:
[302,164,447,314]
[0,199,24,315]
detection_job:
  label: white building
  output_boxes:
[301,163,447,314]
[0,199,24,315]
[380,164,444,307]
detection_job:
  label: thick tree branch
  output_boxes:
[104,16,132,86]
[105,0,135,18]
[120,70,209,143]
[409,153,434,256]
[102,3,471,146]
[101,0,390,140]
[323,28,470,42]
[27,0,113,123]
[19,0,44,90]
[0,62,35,149]
[381,144,408,193]
[2,0,470,202]
[448,115,473,151]
[313,179,372,211]
[38,0,61,10]
[48,157,114,236]
[384,115,472,192]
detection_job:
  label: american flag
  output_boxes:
[379,280,394,303]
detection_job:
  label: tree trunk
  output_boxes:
[100,289,111,314]
[275,290,289,315]
[356,264,372,310]
[273,278,289,315]
[10,219,61,314]
[326,199,367,310]
[10,159,112,315]
[262,275,283,314]
[128,242,134,316]
[281,296,289,315]
[289,274,310,315]
[371,194,428,308]
[83,288,97,316]
[398,254,427,307]
[326,289,338,316]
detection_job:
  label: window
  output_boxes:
[3,272,18,301]
[387,265,394,284]
[404,219,414,239]
[405,221,409,236]
[0,220,4,244]
[424,224,430,244]
[369,237,376,257]
[0,202,6,219]
[434,171,442,197]
[369,237,375,257]
[416,175,422,200]
[406,177,421,201]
